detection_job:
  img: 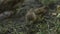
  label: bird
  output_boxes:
[25,6,48,25]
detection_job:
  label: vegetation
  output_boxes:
[0,0,60,34]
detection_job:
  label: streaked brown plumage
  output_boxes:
[34,6,48,15]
